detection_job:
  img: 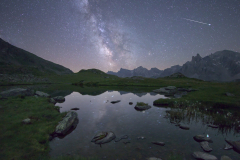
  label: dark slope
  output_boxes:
[0,38,73,75]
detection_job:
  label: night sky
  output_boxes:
[1,0,240,73]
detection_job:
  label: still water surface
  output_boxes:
[49,91,240,160]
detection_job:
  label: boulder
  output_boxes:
[193,135,213,143]
[200,141,213,152]
[221,155,232,160]
[35,91,50,97]
[152,141,165,146]
[55,111,79,135]
[225,139,240,153]
[192,151,217,160]
[0,88,34,98]
[22,118,31,124]
[134,104,151,111]
[53,96,65,103]
[91,131,116,145]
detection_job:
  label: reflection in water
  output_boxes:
[50,91,240,160]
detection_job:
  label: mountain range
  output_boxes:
[0,38,73,75]
[107,50,240,82]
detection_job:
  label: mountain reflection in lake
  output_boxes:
[49,91,240,160]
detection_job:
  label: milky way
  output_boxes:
[0,0,240,72]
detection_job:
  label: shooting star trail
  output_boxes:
[183,18,211,26]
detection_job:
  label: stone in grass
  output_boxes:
[192,151,217,160]
[22,118,31,124]
[134,102,151,111]
[221,155,232,160]
[55,111,79,135]
[225,92,235,97]
[35,91,50,97]
[200,141,213,152]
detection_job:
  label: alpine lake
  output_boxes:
[46,87,240,160]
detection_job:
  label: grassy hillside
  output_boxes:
[0,38,73,75]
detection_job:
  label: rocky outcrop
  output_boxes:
[55,111,79,135]
[107,50,240,81]
[179,50,240,81]
[0,88,34,98]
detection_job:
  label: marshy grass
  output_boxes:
[0,96,67,160]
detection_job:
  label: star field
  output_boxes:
[0,0,240,72]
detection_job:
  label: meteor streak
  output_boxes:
[183,18,211,26]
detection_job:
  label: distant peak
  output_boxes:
[192,53,202,62]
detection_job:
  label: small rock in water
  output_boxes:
[22,118,31,124]
[137,136,146,140]
[147,157,162,160]
[207,124,218,128]
[179,124,190,130]
[129,102,133,105]
[152,141,165,146]
[224,143,233,150]
[71,108,80,110]
[221,155,232,160]
[91,131,116,145]
[192,151,217,160]
[193,135,213,143]
[111,100,121,104]
[200,141,213,152]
